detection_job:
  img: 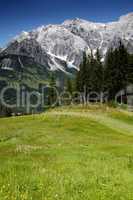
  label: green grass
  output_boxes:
[0,105,133,199]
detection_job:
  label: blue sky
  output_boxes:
[0,0,133,47]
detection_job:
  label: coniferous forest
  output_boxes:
[75,41,133,103]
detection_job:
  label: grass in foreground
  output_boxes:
[0,105,133,199]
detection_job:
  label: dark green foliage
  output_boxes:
[76,50,104,100]
[76,52,92,97]
[0,104,12,117]
[127,54,133,84]
[104,41,131,100]
[48,73,57,106]
[76,42,133,102]
[90,49,104,93]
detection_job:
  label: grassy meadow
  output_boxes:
[0,105,133,199]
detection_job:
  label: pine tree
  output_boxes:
[104,41,129,100]
[48,73,57,106]
[76,50,104,102]
[76,52,87,92]
[127,54,133,84]
[104,48,116,99]
[91,49,104,93]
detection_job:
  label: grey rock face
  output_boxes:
[63,13,133,58]
[1,58,12,70]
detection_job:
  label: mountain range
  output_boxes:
[0,12,133,88]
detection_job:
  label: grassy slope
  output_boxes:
[0,105,133,199]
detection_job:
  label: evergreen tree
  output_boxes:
[76,50,104,101]
[77,51,93,100]
[127,54,133,84]
[91,49,104,93]
[76,52,88,93]
[104,41,129,100]
[104,48,116,99]
[48,73,57,106]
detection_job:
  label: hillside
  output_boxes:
[0,105,133,199]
